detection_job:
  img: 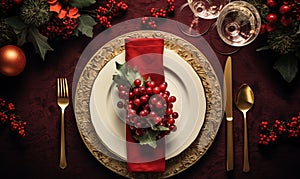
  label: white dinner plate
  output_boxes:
[90,48,206,160]
[73,23,223,178]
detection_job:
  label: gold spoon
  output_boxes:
[235,84,254,173]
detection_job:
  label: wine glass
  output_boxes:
[210,1,261,54]
[177,0,230,36]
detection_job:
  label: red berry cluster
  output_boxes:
[149,0,175,18]
[41,16,78,39]
[0,0,22,17]
[0,0,13,16]
[117,79,178,140]
[96,0,128,28]
[260,0,299,34]
[0,98,26,137]
[141,17,157,29]
[258,112,300,146]
[141,0,175,29]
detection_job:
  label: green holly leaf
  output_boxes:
[151,125,169,131]
[17,28,28,46]
[133,130,159,148]
[112,62,146,87]
[273,53,298,83]
[4,16,29,45]
[77,15,97,38]
[69,0,96,8]
[28,27,54,60]
[4,16,27,34]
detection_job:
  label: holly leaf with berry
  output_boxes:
[246,0,300,82]
[113,62,178,148]
[1,0,128,61]
[113,62,146,88]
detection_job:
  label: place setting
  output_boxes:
[72,17,224,178]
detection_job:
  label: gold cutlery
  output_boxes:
[57,78,69,169]
[224,56,234,171]
[235,84,254,173]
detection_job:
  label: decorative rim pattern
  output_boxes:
[74,30,223,178]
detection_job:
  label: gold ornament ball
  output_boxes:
[0,45,26,76]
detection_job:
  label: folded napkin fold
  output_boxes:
[125,38,165,172]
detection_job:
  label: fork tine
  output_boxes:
[64,78,69,98]
[57,78,60,98]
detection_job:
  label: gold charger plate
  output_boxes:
[73,30,223,178]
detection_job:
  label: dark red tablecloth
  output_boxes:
[1,1,300,179]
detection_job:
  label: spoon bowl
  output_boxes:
[235,84,254,173]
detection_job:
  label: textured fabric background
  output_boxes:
[1,1,300,179]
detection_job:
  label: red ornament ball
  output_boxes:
[266,13,278,23]
[279,5,291,15]
[0,45,26,76]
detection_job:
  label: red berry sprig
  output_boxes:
[0,98,26,137]
[41,16,78,40]
[113,62,179,147]
[258,112,300,146]
[117,79,178,141]
[96,0,128,29]
[141,0,175,29]
[260,0,299,33]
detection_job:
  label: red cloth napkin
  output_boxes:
[125,38,165,172]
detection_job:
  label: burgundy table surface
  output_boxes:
[1,1,300,179]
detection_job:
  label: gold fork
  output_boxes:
[57,78,69,169]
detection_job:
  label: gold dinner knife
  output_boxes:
[224,56,234,171]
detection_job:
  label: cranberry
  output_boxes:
[133,79,141,87]
[150,96,158,104]
[168,96,176,103]
[166,108,173,116]
[154,116,161,124]
[139,86,146,95]
[266,13,278,23]
[159,83,167,92]
[164,90,170,96]
[117,101,124,108]
[149,111,157,118]
[279,5,291,15]
[266,23,277,32]
[280,16,293,26]
[172,112,179,119]
[146,81,156,88]
[259,24,266,34]
[167,118,175,125]
[266,0,277,8]
[133,87,140,96]
[152,86,161,94]
[169,125,177,132]
[119,90,127,99]
[155,101,163,109]
[139,110,148,117]
[140,95,148,103]
[133,98,141,107]
[146,87,153,95]
[129,91,134,99]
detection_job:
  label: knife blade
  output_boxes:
[224,56,234,171]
